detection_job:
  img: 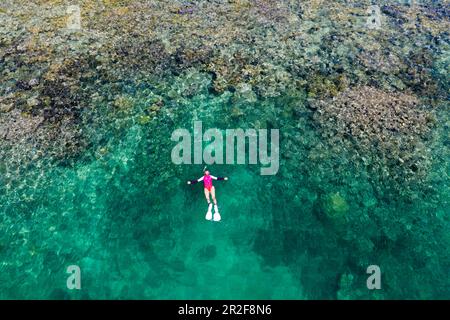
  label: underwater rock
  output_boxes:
[0,110,44,142]
[113,95,134,110]
[0,103,14,113]
[0,107,85,177]
[171,69,212,98]
[306,74,348,98]
[138,115,151,125]
[148,102,162,114]
[230,106,244,118]
[357,49,403,74]
[29,78,39,87]
[234,83,257,103]
[323,192,349,219]
[26,97,40,108]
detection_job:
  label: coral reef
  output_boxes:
[323,192,349,220]
[312,86,436,195]
[0,0,448,300]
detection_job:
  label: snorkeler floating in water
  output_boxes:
[187,168,228,221]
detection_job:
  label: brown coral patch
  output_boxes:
[312,86,436,193]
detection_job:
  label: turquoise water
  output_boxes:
[1,86,448,299]
[0,0,449,299]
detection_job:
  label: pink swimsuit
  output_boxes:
[203,175,213,191]
[189,174,225,190]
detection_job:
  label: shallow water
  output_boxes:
[0,89,448,299]
[0,0,449,299]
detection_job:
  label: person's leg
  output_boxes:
[211,186,221,221]
[210,186,217,205]
[204,188,211,204]
[204,188,213,220]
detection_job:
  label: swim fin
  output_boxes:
[205,203,212,220]
[213,205,221,222]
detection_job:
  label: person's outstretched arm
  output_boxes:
[211,175,228,181]
[187,176,204,185]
